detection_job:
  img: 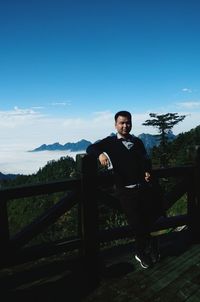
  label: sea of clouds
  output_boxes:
[1,107,199,176]
[0,147,81,175]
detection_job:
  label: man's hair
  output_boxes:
[114,110,132,122]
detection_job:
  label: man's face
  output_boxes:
[115,115,132,137]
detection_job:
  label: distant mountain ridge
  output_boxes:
[30,139,91,152]
[0,172,19,180]
[30,132,176,153]
[138,130,176,150]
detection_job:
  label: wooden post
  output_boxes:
[76,153,99,287]
[187,146,200,242]
[0,197,10,258]
[194,146,200,241]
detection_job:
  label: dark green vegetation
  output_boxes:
[151,124,200,167]
[0,124,200,247]
[1,156,79,246]
[143,113,186,167]
[143,113,186,147]
[151,124,200,219]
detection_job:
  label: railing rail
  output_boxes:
[0,151,200,285]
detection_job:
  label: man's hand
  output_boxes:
[98,153,110,167]
[145,172,151,182]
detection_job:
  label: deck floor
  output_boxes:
[84,232,200,302]
[0,230,200,301]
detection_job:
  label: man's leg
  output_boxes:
[134,234,153,268]
[139,184,162,264]
[116,188,153,268]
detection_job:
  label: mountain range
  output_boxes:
[30,139,92,152]
[0,172,19,181]
[30,131,176,153]
[0,132,176,180]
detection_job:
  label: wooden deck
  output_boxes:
[84,231,200,302]
[0,230,200,301]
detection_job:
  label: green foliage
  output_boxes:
[143,113,186,135]
[167,125,200,165]
[150,125,200,232]
[2,156,76,188]
[152,125,200,166]
[3,156,78,246]
[143,113,186,166]
[36,156,76,182]
[98,202,127,231]
[167,195,187,217]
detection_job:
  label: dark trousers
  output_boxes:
[116,184,163,255]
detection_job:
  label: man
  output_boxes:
[86,110,162,269]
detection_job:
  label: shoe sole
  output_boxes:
[135,255,149,269]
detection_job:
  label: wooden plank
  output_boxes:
[84,244,200,302]
[1,238,81,268]
[146,265,200,302]
[0,178,80,201]
[9,191,78,250]
[186,288,200,302]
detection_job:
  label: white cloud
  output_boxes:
[176,101,200,109]
[93,111,113,121]
[0,106,42,117]
[0,107,44,128]
[50,101,71,106]
[0,106,200,150]
[182,88,192,93]
[1,106,200,174]
[172,112,200,134]
[31,106,44,110]
[0,149,78,175]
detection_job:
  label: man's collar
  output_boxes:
[117,133,132,141]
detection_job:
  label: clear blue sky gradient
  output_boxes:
[1,0,200,174]
[1,0,200,117]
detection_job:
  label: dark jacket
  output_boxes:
[86,134,151,187]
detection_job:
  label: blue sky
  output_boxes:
[1,0,200,150]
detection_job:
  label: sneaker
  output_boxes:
[135,254,153,269]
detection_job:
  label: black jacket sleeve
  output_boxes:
[86,136,112,158]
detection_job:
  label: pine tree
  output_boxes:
[143,113,186,166]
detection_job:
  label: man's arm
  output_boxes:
[98,153,111,167]
[86,137,112,168]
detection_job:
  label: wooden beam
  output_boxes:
[9,191,78,250]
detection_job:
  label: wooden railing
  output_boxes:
[0,152,200,284]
